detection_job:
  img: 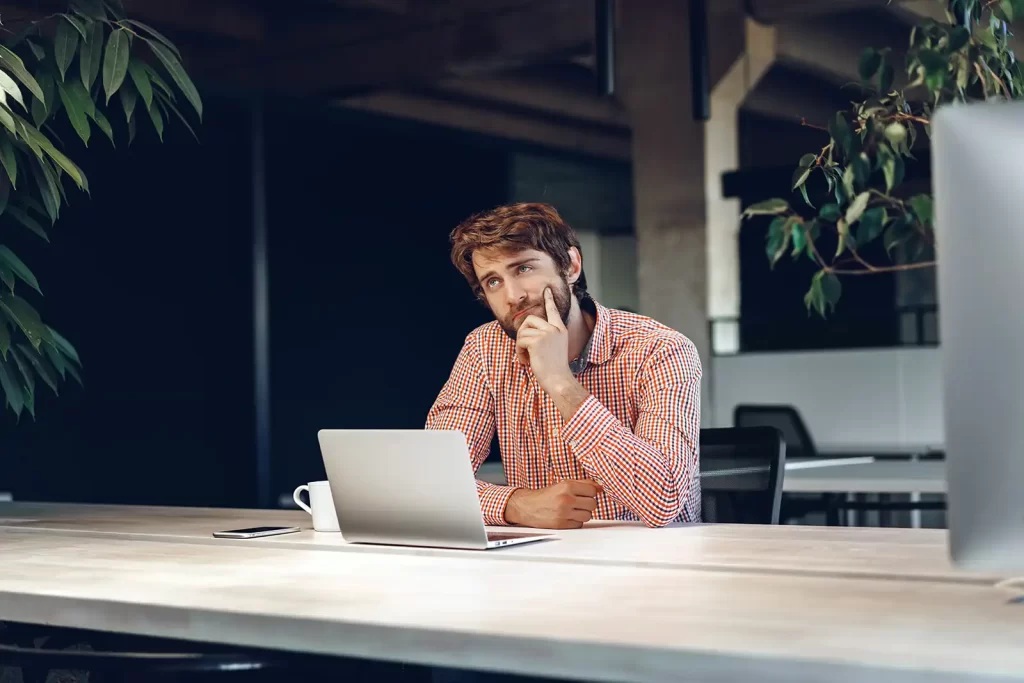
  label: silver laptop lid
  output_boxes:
[933,100,1024,572]
[317,429,491,549]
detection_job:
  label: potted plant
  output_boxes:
[742,0,1023,316]
[0,0,200,418]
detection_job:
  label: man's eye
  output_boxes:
[518,265,532,273]
[487,278,500,288]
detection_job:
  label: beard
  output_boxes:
[497,277,573,340]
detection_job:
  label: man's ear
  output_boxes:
[566,246,583,285]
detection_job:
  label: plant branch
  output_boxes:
[825,261,937,275]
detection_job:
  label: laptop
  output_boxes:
[316,429,554,550]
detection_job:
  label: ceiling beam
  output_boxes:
[227,0,594,96]
[746,0,912,24]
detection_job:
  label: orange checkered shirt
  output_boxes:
[426,297,702,527]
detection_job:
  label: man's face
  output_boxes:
[472,247,573,339]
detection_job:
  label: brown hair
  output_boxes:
[449,202,589,301]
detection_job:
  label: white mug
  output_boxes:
[292,480,340,532]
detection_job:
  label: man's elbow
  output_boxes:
[638,497,683,528]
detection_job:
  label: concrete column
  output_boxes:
[619,0,711,421]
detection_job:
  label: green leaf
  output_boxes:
[118,80,138,123]
[798,153,817,168]
[0,355,25,416]
[0,137,16,189]
[26,41,46,62]
[147,100,164,141]
[80,21,104,92]
[885,214,915,254]
[804,272,826,317]
[829,112,853,160]
[852,153,871,189]
[87,106,115,145]
[155,90,198,142]
[792,164,812,191]
[918,49,948,74]
[821,272,842,314]
[0,70,25,111]
[127,59,152,110]
[0,264,12,291]
[17,343,59,395]
[857,207,887,245]
[60,13,89,40]
[845,192,871,225]
[0,291,46,349]
[144,40,202,119]
[17,123,88,193]
[0,245,41,294]
[41,339,66,379]
[742,198,789,218]
[949,26,971,51]
[57,80,91,146]
[880,63,895,93]
[55,17,81,82]
[999,0,1015,22]
[141,63,173,98]
[30,70,53,127]
[0,321,9,360]
[791,221,807,256]
[766,216,787,265]
[884,122,907,148]
[909,194,933,225]
[30,161,59,224]
[102,29,130,103]
[120,20,182,60]
[127,109,136,144]
[46,325,80,365]
[8,206,49,242]
[819,203,842,222]
[0,45,46,105]
[0,107,15,137]
[858,48,882,81]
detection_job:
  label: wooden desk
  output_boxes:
[2,530,1022,683]
[0,502,999,584]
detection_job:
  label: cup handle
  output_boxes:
[292,485,312,514]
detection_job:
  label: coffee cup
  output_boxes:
[292,480,340,532]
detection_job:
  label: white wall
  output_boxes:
[711,348,944,451]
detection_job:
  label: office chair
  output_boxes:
[699,427,786,524]
[0,622,289,683]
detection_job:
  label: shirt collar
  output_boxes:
[576,295,614,369]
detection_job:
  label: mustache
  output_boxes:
[509,300,542,318]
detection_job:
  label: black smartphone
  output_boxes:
[212,526,300,539]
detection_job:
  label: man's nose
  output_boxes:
[505,280,527,306]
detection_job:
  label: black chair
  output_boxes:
[699,427,786,524]
[733,405,817,459]
[0,622,291,683]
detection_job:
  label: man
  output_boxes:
[425,203,702,529]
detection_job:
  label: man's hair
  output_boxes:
[449,202,589,302]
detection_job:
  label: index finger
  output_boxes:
[544,287,563,328]
[567,479,602,497]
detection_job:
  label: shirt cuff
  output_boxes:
[561,394,618,462]
[478,483,520,526]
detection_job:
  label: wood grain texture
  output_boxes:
[1,530,1022,683]
[0,502,1000,584]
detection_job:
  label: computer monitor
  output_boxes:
[933,99,1024,572]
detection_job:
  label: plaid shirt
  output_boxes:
[426,297,702,527]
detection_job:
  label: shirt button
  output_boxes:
[569,440,578,448]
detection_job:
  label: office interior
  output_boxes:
[0,1,1019,682]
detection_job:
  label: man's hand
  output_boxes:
[516,287,573,392]
[504,479,603,529]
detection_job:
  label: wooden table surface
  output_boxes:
[2,528,1023,683]
[0,501,996,584]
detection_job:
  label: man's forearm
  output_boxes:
[542,373,591,422]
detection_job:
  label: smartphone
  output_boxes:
[212,526,300,539]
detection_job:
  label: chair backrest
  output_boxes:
[733,404,817,459]
[699,426,786,524]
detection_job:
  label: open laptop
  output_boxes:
[933,100,1024,573]
[317,429,554,550]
